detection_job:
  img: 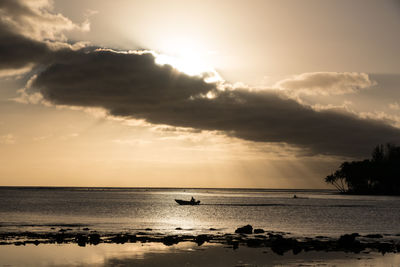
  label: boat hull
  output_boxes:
[175,199,200,205]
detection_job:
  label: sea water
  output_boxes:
[1,187,400,237]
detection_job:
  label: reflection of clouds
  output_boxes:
[0,242,209,267]
[102,243,217,267]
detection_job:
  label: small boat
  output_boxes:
[175,199,200,205]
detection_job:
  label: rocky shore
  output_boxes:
[1,224,400,256]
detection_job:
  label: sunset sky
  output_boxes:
[1,0,400,188]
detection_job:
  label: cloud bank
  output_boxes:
[2,0,400,157]
[276,72,376,95]
[0,0,86,70]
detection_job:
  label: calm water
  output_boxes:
[1,187,400,237]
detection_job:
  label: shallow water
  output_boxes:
[1,187,400,237]
[1,243,400,267]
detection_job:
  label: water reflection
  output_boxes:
[0,242,208,267]
[1,243,400,267]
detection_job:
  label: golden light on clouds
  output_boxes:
[154,52,223,83]
[1,0,400,188]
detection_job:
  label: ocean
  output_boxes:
[1,187,400,237]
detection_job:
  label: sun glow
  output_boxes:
[154,50,223,83]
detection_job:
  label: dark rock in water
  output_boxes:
[377,242,396,255]
[89,233,101,245]
[82,228,90,231]
[292,244,302,255]
[163,236,180,246]
[195,234,210,246]
[145,228,152,231]
[76,234,88,247]
[110,234,129,244]
[337,233,362,251]
[364,234,383,239]
[175,227,182,230]
[209,228,217,231]
[55,234,65,244]
[254,229,265,234]
[235,225,253,234]
[268,233,283,239]
[50,227,55,230]
[59,229,67,233]
[136,232,148,235]
[270,235,297,255]
[127,234,137,243]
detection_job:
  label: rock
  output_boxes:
[292,244,302,255]
[110,234,129,244]
[76,234,88,247]
[231,240,239,250]
[175,227,182,230]
[376,242,396,255]
[254,229,265,234]
[235,225,253,234]
[55,234,65,244]
[89,233,101,245]
[337,233,362,252]
[209,228,217,231]
[270,235,297,255]
[195,234,210,246]
[163,236,180,246]
[145,228,152,231]
[82,227,90,231]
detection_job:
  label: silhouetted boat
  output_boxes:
[175,199,200,205]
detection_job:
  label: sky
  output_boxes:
[0,0,400,188]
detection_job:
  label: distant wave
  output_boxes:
[202,203,288,207]
[0,223,89,227]
[201,203,373,208]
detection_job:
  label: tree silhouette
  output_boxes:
[325,143,400,195]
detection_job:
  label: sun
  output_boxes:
[153,46,222,83]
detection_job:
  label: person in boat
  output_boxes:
[190,196,195,202]
[293,194,297,199]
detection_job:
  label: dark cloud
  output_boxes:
[0,0,85,70]
[1,0,399,157]
[29,49,400,157]
[0,27,51,69]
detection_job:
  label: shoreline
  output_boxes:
[2,226,400,256]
